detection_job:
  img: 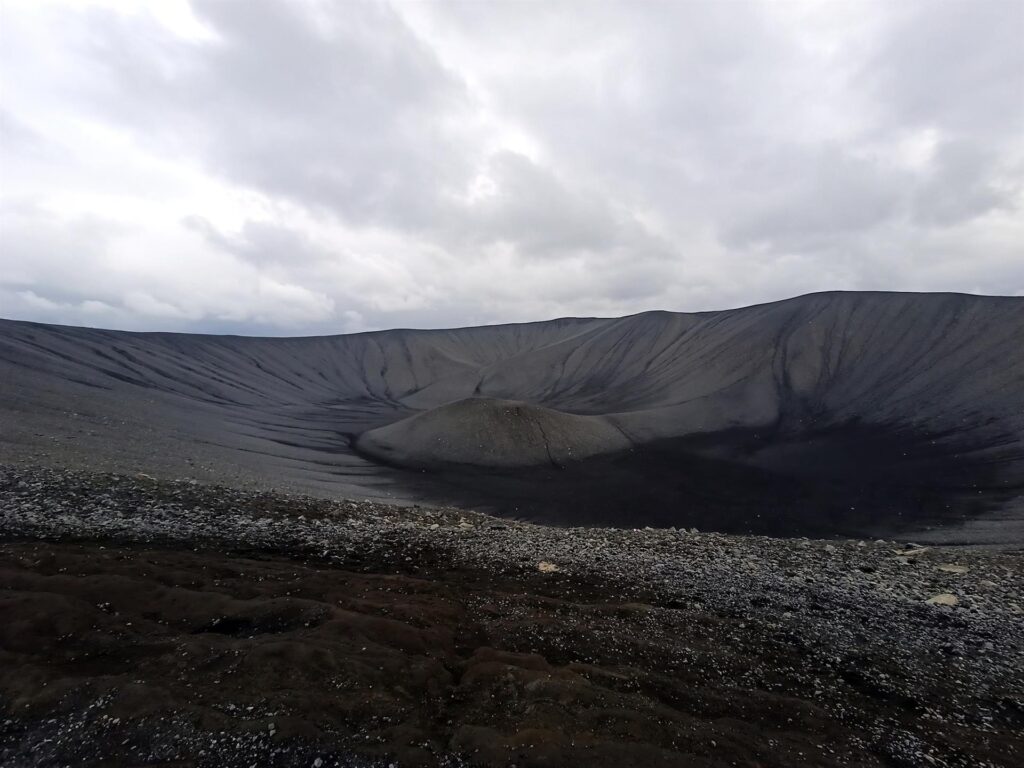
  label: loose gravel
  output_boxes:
[1,464,1022,767]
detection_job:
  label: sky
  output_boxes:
[1,0,1022,335]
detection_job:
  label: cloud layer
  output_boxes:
[2,0,1022,334]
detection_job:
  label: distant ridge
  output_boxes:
[2,291,1022,542]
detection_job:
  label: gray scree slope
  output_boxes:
[1,291,1022,542]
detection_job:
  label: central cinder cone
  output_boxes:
[356,396,632,469]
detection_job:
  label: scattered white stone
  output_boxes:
[537,561,560,573]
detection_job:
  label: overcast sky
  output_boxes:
[1,0,1022,335]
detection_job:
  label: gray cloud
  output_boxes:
[0,109,44,153]
[81,0,472,229]
[911,140,1017,226]
[720,146,906,249]
[0,0,1021,334]
[864,0,1024,138]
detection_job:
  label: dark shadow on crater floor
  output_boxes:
[358,423,1022,539]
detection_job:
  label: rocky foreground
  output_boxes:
[0,464,1022,767]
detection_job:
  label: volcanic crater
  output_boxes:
[2,290,1023,541]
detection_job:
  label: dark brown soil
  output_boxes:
[0,538,1019,767]
[2,466,1022,767]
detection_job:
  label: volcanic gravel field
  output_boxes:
[1,465,1022,767]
